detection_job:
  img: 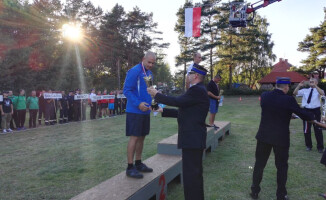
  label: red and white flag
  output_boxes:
[185,7,201,37]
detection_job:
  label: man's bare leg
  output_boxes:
[127,136,139,164]
[135,136,145,161]
[209,113,216,126]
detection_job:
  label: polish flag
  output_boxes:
[185,7,201,37]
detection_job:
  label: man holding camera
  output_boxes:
[293,78,324,153]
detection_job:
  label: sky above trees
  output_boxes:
[89,0,325,73]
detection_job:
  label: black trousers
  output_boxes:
[59,108,68,123]
[29,109,38,128]
[182,148,204,200]
[303,108,324,150]
[38,108,45,124]
[82,103,86,121]
[97,104,102,117]
[321,150,326,166]
[90,102,97,119]
[74,104,81,121]
[68,106,74,121]
[252,141,289,199]
[17,109,26,128]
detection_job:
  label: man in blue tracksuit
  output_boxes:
[123,51,156,179]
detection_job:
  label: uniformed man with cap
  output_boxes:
[250,77,315,200]
[147,64,209,200]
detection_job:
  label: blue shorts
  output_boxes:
[126,113,150,137]
[209,99,219,114]
[109,103,114,110]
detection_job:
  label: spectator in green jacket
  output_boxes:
[8,91,18,130]
[27,90,39,128]
[16,89,26,130]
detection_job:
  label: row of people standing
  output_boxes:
[0,89,127,133]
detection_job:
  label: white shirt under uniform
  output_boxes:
[298,88,322,109]
[89,93,97,103]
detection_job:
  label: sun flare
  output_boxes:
[62,23,82,42]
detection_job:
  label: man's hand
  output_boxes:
[216,96,221,100]
[147,87,158,97]
[139,102,150,112]
[298,80,305,87]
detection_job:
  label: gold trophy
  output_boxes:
[144,75,159,110]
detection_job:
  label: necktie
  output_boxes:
[307,88,313,104]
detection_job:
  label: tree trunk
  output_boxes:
[183,38,188,92]
[228,34,232,89]
[210,47,213,80]
[249,60,253,87]
[117,58,120,89]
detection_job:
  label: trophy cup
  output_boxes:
[144,75,159,110]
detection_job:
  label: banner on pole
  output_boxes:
[185,7,201,37]
[117,94,126,99]
[44,93,62,99]
[74,94,89,100]
[101,95,115,100]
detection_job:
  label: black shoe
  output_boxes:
[318,149,324,153]
[250,192,258,199]
[319,193,326,199]
[277,195,289,200]
[306,147,312,151]
[213,124,220,130]
[136,163,153,173]
[126,167,143,179]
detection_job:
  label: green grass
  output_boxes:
[0,96,325,200]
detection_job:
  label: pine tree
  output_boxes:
[298,8,326,78]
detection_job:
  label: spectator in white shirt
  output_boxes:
[89,88,97,120]
[293,78,325,153]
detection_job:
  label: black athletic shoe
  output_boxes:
[136,163,153,173]
[306,147,312,151]
[126,167,143,179]
[213,124,220,130]
[277,195,289,200]
[250,192,258,199]
[318,149,324,153]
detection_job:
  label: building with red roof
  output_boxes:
[259,58,308,88]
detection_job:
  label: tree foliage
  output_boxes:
[174,0,275,89]
[0,0,170,93]
[298,8,326,78]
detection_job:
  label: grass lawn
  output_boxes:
[0,96,325,200]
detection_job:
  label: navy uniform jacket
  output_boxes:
[155,82,209,149]
[256,89,314,147]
